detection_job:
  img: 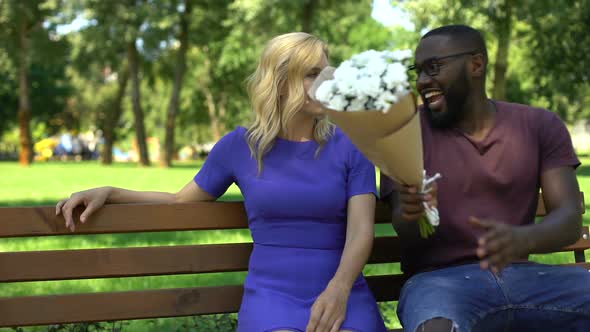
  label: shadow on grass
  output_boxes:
[167,162,206,169]
[0,199,58,207]
[578,164,590,177]
[0,160,206,168]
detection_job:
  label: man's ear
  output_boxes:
[470,53,486,78]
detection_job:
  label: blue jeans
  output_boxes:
[398,262,590,332]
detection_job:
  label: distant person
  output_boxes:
[56,132,73,157]
[57,32,387,332]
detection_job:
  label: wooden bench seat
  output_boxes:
[0,193,587,331]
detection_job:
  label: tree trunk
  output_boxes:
[492,0,513,101]
[217,92,227,135]
[203,87,221,142]
[17,17,33,166]
[302,0,315,33]
[101,65,129,165]
[161,0,192,167]
[127,40,150,166]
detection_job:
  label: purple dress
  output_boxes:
[195,127,387,332]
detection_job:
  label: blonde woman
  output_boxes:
[57,32,387,332]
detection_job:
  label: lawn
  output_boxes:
[0,158,588,331]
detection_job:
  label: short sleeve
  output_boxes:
[539,111,581,172]
[379,173,397,200]
[346,144,377,199]
[194,129,240,198]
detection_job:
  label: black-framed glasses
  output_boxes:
[408,50,477,79]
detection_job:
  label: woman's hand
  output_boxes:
[56,187,111,231]
[306,281,350,332]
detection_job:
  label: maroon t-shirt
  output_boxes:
[380,101,581,274]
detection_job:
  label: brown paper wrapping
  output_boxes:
[309,66,423,186]
[325,93,423,186]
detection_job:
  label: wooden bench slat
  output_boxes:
[0,285,244,327]
[375,192,585,224]
[0,243,253,282]
[1,227,587,282]
[0,192,583,237]
[0,202,249,238]
[366,262,590,303]
[0,237,400,282]
[557,226,590,252]
[0,266,587,327]
[369,237,401,263]
[568,262,590,269]
[366,274,406,302]
[0,274,407,328]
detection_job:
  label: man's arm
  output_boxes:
[471,166,582,272]
[524,166,582,252]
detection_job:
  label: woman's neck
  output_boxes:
[279,112,315,142]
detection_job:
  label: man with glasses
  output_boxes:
[380,24,590,331]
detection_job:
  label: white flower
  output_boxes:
[350,50,379,67]
[375,90,398,112]
[315,80,336,104]
[383,63,408,89]
[355,75,383,98]
[365,57,388,77]
[313,48,412,112]
[333,61,358,81]
[328,94,348,111]
[348,95,369,111]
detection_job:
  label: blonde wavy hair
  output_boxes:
[246,32,335,173]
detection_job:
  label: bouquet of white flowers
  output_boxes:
[310,49,441,238]
[315,49,412,112]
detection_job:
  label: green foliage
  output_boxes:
[0,0,587,152]
[399,0,590,121]
[516,0,590,121]
[0,0,71,137]
[0,51,18,137]
[178,314,238,332]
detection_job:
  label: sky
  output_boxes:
[371,0,415,30]
[56,1,415,35]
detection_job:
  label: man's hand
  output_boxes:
[399,183,437,222]
[469,217,530,273]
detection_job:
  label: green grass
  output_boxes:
[0,158,588,331]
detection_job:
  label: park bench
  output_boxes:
[0,191,587,331]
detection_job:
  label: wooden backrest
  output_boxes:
[0,193,587,327]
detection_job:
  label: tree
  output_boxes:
[401,0,590,122]
[517,0,590,121]
[0,0,67,165]
[191,0,393,141]
[489,0,513,101]
[0,48,18,139]
[80,0,152,166]
[161,0,192,167]
[64,0,132,165]
[101,65,130,164]
[1,1,43,165]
